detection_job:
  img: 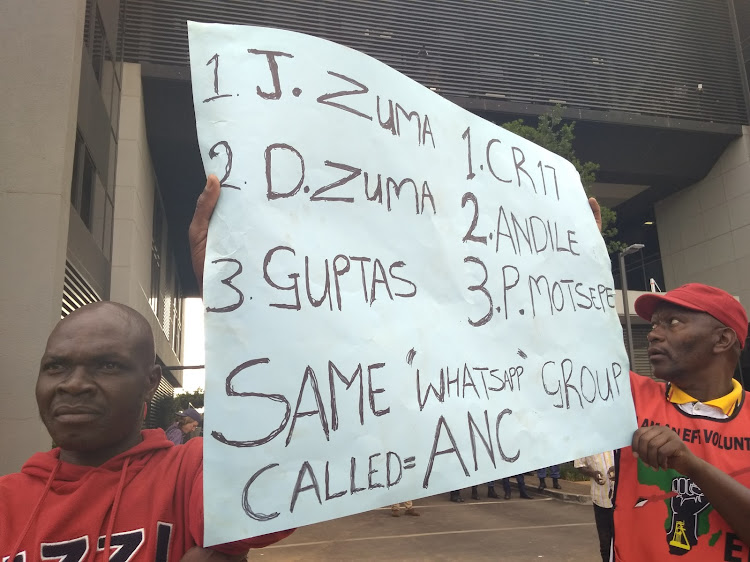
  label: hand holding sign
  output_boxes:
[188,22,637,546]
[190,174,220,294]
[588,197,603,233]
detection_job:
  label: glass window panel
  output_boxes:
[115,0,125,83]
[101,46,115,119]
[103,196,113,261]
[80,149,95,228]
[110,77,121,138]
[172,286,182,356]
[91,172,107,249]
[92,9,105,85]
[70,132,84,207]
[162,255,173,340]
[150,196,164,315]
[83,0,94,51]
[107,134,117,196]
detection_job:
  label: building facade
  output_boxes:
[2,0,749,474]
[0,0,186,475]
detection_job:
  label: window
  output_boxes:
[73,0,119,261]
[171,281,183,357]
[101,40,115,119]
[70,130,113,257]
[148,189,185,351]
[85,1,121,135]
[70,133,83,205]
[103,197,113,260]
[80,151,95,228]
[90,173,107,252]
[91,9,105,85]
[70,131,95,230]
[150,196,164,316]
[162,255,173,341]
[83,0,93,50]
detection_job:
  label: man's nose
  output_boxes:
[57,365,96,394]
[647,325,664,343]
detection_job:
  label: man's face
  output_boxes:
[647,303,721,381]
[36,306,160,465]
[182,419,199,434]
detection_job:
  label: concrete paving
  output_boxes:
[251,482,602,561]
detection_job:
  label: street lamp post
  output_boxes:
[619,243,645,370]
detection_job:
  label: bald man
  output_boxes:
[0,302,292,561]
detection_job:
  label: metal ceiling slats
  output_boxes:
[628,325,654,378]
[61,261,102,318]
[123,0,747,125]
[126,3,730,65]
[145,375,176,430]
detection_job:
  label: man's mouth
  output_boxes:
[648,348,667,360]
[52,405,101,423]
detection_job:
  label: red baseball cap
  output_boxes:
[634,283,748,348]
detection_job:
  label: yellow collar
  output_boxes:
[668,379,743,416]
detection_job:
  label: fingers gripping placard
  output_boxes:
[188,22,637,545]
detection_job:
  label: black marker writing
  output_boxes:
[248,48,294,100]
[317,71,372,121]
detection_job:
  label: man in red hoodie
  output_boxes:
[0,300,292,561]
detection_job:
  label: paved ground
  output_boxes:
[251,479,601,561]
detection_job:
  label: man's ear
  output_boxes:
[146,364,162,401]
[714,327,738,354]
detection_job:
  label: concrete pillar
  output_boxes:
[111,63,182,372]
[0,0,87,474]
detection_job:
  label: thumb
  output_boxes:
[192,175,221,235]
[189,175,221,294]
[588,197,602,233]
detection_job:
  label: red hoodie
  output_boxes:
[0,430,292,561]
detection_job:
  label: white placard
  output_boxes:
[188,21,637,546]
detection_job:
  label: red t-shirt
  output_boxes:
[614,373,750,560]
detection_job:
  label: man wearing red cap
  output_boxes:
[611,281,750,560]
[565,196,750,560]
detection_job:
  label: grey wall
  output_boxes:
[0,0,88,475]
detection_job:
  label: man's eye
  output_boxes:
[669,318,680,326]
[44,362,65,372]
[101,362,120,370]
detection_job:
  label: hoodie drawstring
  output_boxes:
[10,459,61,560]
[102,457,130,560]
[10,456,131,561]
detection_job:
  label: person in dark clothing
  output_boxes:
[471,482,499,499]
[537,465,562,490]
[502,475,532,499]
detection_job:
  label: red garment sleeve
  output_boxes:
[187,443,294,555]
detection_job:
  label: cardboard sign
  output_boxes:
[188,21,637,546]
